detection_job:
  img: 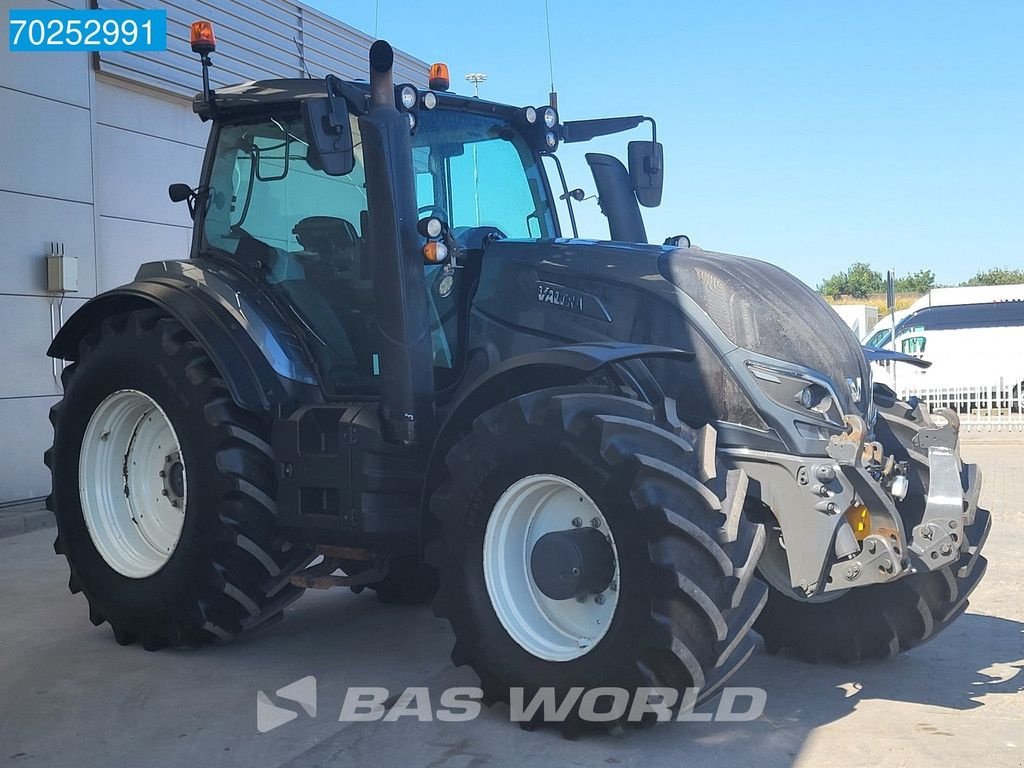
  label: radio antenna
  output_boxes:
[544,0,557,108]
[293,36,312,78]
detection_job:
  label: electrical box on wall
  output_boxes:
[46,242,78,293]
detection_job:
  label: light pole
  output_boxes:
[463,73,488,225]
[464,72,487,97]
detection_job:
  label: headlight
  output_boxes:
[399,85,417,110]
[544,130,558,149]
[796,384,833,414]
[421,91,437,110]
[748,362,843,427]
[542,106,558,128]
[524,106,537,124]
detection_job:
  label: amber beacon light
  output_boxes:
[190,20,216,55]
[428,62,450,92]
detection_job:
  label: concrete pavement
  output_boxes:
[1,443,1021,768]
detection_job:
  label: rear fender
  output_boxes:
[48,260,319,411]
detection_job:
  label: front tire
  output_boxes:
[46,309,313,649]
[429,387,766,733]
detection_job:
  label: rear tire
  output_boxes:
[429,387,766,733]
[46,309,313,649]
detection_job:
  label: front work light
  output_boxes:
[542,106,558,129]
[422,91,438,110]
[398,84,417,110]
[190,20,216,55]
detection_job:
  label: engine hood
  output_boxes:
[658,247,872,416]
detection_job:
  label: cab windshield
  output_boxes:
[411,109,556,239]
[200,107,554,397]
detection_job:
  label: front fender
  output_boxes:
[422,342,694,518]
[49,260,319,411]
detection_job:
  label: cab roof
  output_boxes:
[194,78,522,121]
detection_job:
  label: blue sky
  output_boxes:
[308,0,1022,287]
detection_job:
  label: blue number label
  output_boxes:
[9,9,167,52]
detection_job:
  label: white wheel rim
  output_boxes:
[79,389,187,578]
[483,474,619,662]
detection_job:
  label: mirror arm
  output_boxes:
[640,116,660,173]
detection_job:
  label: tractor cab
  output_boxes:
[179,32,663,419]
[192,79,560,400]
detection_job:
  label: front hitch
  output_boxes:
[824,415,909,590]
[824,408,980,591]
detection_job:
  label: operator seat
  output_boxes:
[292,216,361,269]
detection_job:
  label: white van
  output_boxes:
[867,300,1024,397]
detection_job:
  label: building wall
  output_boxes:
[0,0,425,505]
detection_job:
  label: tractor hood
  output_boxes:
[472,238,872,438]
[658,246,872,417]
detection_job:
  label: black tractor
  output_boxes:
[45,27,989,733]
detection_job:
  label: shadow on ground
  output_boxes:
[244,592,1024,768]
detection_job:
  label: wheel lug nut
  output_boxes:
[571,517,582,528]
[590,517,601,528]
[161,489,169,496]
[594,594,605,605]
[159,470,166,478]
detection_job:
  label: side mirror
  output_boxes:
[168,183,192,203]
[627,140,664,208]
[169,183,198,219]
[302,86,354,176]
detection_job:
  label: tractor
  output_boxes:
[44,23,989,734]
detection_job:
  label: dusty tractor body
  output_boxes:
[45,31,988,732]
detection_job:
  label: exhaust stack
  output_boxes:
[368,40,394,109]
[358,41,434,445]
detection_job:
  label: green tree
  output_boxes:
[895,269,935,294]
[961,267,1024,287]
[817,262,884,298]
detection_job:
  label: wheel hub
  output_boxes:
[530,527,615,600]
[161,454,185,506]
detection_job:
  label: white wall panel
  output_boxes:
[0,88,93,203]
[96,217,192,291]
[0,0,91,107]
[93,123,204,226]
[94,79,208,149]
[0,191,96,297]
[0,295,87,398]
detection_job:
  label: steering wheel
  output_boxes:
[418,204,450,219]
[451,225,507,252]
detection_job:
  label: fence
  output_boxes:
[900,376,1024,435]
